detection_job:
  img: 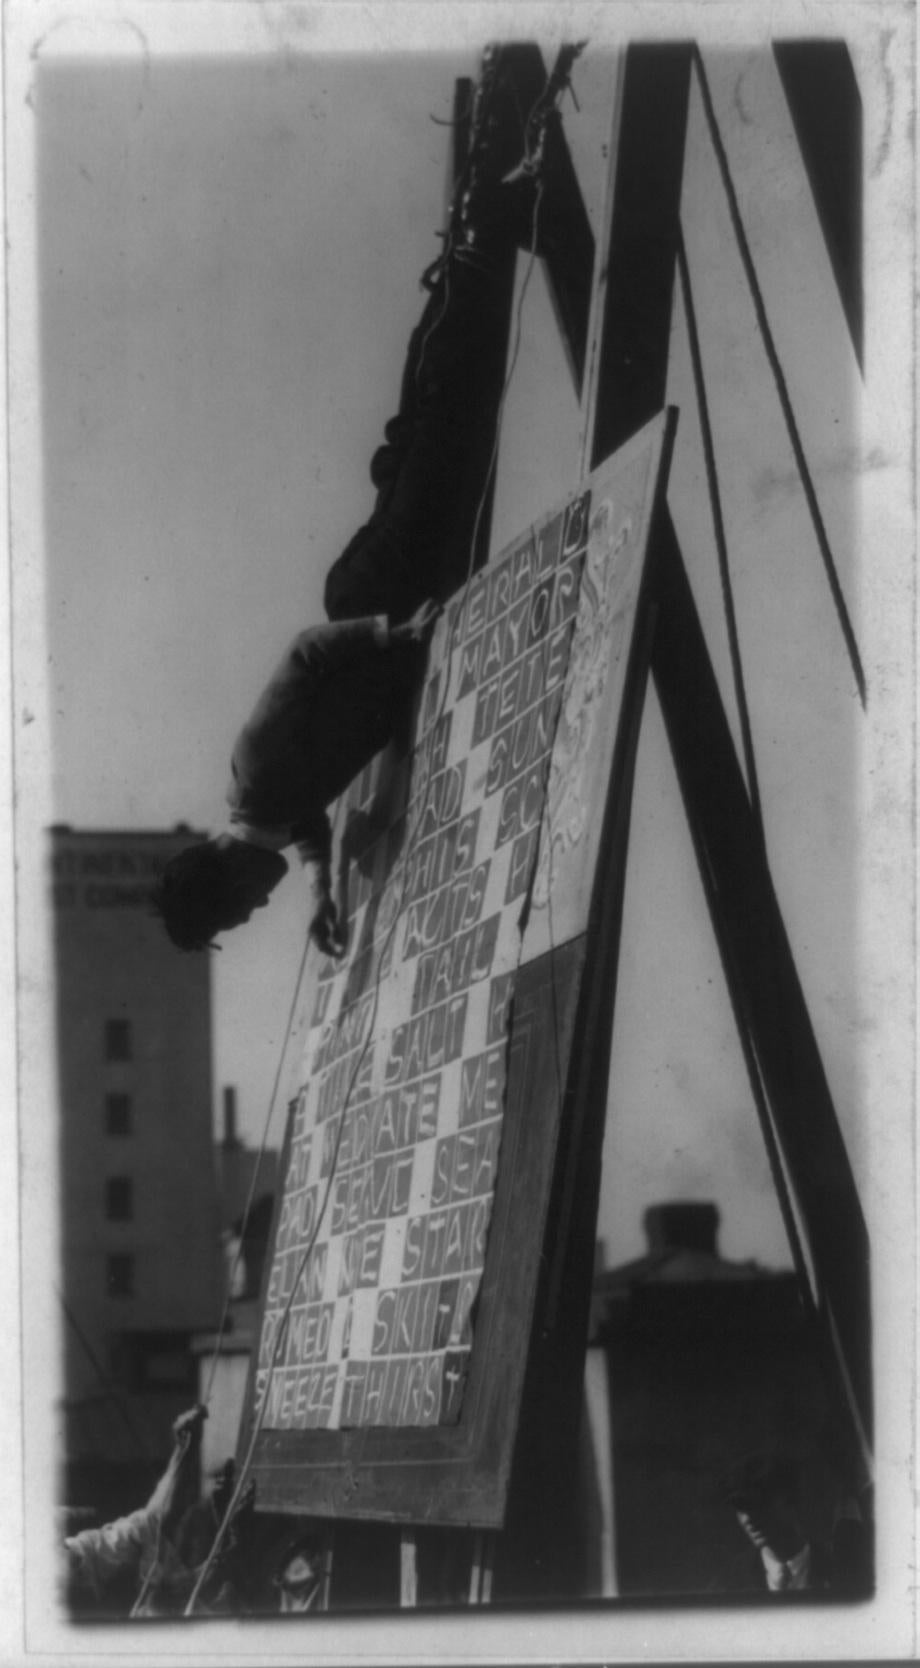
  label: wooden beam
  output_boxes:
[650,510,872,1456]
[588,36,869,1470]
[591,43,692,467]
[774,40,863,369]
[468,1530,496,1603]
[319,1529,334,1611]
[493,420,675,1601]
[531,112,595,392]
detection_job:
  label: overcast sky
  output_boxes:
[33,28,881,1272]
[38,47,471,1164]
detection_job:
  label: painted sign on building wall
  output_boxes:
[50,844,169,910]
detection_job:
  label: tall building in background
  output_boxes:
[216,1087,278,1241]
[50,825,223,1509]
[215,1085,279,1300]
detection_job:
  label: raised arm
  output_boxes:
[64,1406,207,1595]
[146,1405,207,1535]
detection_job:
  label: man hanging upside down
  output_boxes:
[153,46,561,956]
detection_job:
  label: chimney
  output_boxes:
[644,1201,720,1256]
[222,1086,240,1150]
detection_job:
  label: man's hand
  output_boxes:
[392,598,441,645]
[172,1405,207,1451]
[309,895,346,959]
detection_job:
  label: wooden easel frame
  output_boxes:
[245,39,870,1608]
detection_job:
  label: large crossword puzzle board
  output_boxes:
[242,411,674,1523]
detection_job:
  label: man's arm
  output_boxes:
[65,1507,158,1589]
[300,852,346,958]
[286,615,391,686]
[293,600,441,959]
[147,1405,206,1536]
[64,1408,206,1594]
[389,598,441,644]
[288,600,439,680]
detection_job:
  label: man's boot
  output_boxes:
[454,41,584,260]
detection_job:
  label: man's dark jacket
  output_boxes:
[227,617,411,863]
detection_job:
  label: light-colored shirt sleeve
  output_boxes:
[64,1440,189,1595]
[65,1505,161,1593]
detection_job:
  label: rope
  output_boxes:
[183,80,556,1620]
[675,228,765,842]
[57,1288,154,1463]
[200,930,313,1409]
[121,844,313,1618]
[690,44,866,710]
[128,1473,173,1618]
[677,65,872,1405]
[674,228,821,1327]
[128,1418,216,1618]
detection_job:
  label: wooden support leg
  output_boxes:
[651,508,872,1470]
[469,1531,495,1604]
[582,1348,618,1598]
[468,1533,483,1604]
[319,1527,334,1612]
[481,1534,494,1604]
[399,1529,418,1607]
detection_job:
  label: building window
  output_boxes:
[109,1332,196,1394]
[106,1254,134,1298]
[104,1019,132,1062]
[105,1176,133,1222]
[105,1093,132,1136]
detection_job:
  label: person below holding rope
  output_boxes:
[153,45,564,958]
[270,1530,326,1613]
[62,1406,256,1617]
